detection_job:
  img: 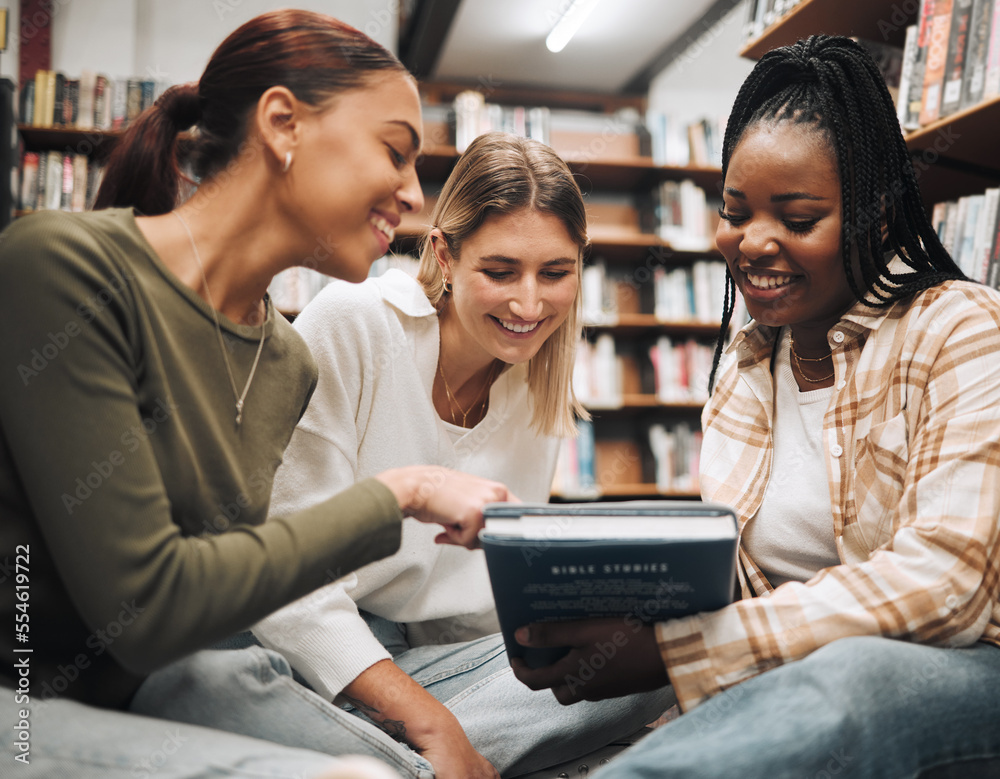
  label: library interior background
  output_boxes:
[7,0,999,502]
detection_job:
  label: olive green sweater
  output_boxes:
[0,209,402,708]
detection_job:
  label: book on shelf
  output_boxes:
[940,0,975,118]
[478,500,739,668]
[19,148,106,213]
[897,24,921,127]
[920,0,955,126]
[648,421,701,494]
[960,0,993,108]
[932,185,1000,286]
[21,70,163,132]
[983,0,1000,97]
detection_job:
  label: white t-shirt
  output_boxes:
[741,329,840,588]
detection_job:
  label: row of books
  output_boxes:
[644,112,727,168]
[655,179,720,252]
[573,332,714,406]
[270,253,422,315]
[742,0,806,44]
[581,258,727,326]
[932,186,1000,287]
[551,419,702,497]
[445,90,727,170]
[19,150,104,214]
[20,70,171,131]
[898,0,1000,130]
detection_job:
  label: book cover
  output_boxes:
[77,70,96,130]
[920,0,954,126]
[959,0,992,109]
[52,72,65,127]
[44,150,62,211]
[940,0,974,117]
[973,187,1000,283]
[19,151,39,211]
[479,501,738,668]
[897,24,920,126]
[18,79,35,125]
[983,0,1000,97]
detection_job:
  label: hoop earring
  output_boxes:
[283,151,292,173]
[443,278,453,293]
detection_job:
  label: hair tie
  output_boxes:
[155,83,203,130]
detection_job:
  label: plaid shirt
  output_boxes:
[657,279,1000,711]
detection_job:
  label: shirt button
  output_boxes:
[832,331,845,343]
[837,380,847,390]
[946,594,960,610]
[831,444,844,457]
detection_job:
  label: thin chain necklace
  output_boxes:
[438,359,498,427]
[789,337,834,384]
[173,211,266,427]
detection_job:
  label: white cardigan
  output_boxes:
[254,270,560,701]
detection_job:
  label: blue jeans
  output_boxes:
[129,622,674,778]
[594,636,1000,779]
[0,687,384,778]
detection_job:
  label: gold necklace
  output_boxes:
[790,337,832,362]
[790,347,834,383]
[438,360,498,427]
[173,212,266,427]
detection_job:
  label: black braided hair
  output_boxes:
[707,34,965,393]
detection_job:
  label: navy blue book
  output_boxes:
[480,501,739,669]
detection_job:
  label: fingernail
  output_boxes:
[515,627,530,643]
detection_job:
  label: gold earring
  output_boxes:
[283,151,292,173]
[443,278,452,293]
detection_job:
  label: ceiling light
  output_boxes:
[545,0,602,53]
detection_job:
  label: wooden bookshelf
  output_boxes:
[739,0,910,59]
[18,125,121,159]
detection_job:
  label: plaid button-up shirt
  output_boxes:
[657,279,1000,711]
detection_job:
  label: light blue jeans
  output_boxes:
[594,636,1000,779]
[0,689,379,778]
[128,620,675,778]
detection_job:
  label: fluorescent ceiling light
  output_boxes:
[546,0,602,53]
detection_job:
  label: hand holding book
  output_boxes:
[510,617,671,705]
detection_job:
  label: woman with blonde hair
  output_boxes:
[247,132,675,778]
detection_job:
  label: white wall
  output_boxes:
[9,0,398,86]
[648,1,754,129]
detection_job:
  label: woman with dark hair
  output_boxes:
[510,35,1000,778]
[246,132,673,779]
[0,10,515,778]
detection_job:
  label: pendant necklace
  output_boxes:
[438,359,498,427]
[173,211,266,426]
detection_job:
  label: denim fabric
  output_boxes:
[0,689,383,778]
[131,622,674,778]
[130,644,435,778]
[592,637,1000,779]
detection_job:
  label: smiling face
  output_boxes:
[289,72,424,282]
[437,208,581,367]
[716,122,857,342]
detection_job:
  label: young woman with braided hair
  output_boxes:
[0,10,518,778]
[512,35,1000,778]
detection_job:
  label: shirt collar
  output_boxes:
[725,254,911,356]
[376,268,438,318]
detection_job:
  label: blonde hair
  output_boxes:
[416,132,589,438]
